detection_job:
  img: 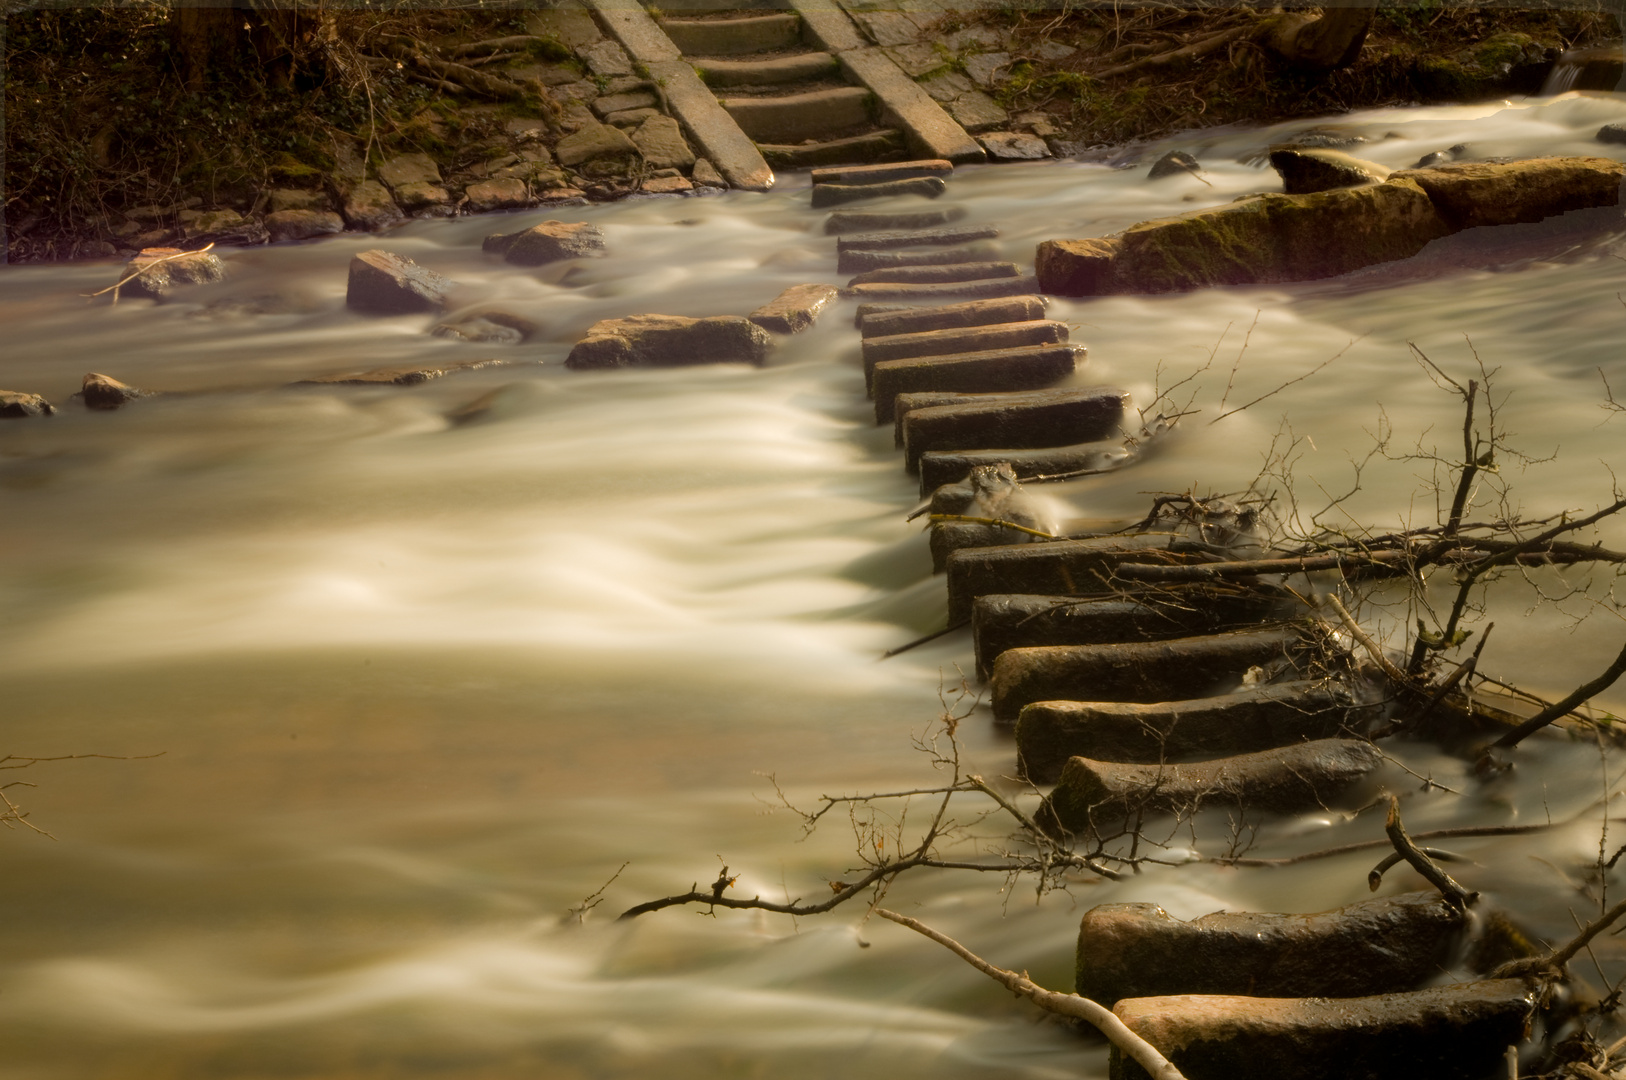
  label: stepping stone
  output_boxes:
[839,242,1000,275]
[825,207,969,235]
[695,53,840,87]
[811,176,947,209]
[1109,980,1534,1080]
[346,250,452,314]
[971,590,1293,679]
[566,314,773,369]
[902,385,1126,473]
[748,284,838,334]
[659,13,801,56]
[1077,892,1465,1008]
[722,86,873,144]
[761,130,907,170]
[297,359,508,386]
[845,276,1041,302]
[1038,737,1382,833]
[859,295,1047,337]
[872,344,1084,423]
[836,224,1000,251]
[811,159,953,186]
[989,624,1329,723]
[919,440,1131,494]
[849,260,1020,286]
[863,318,1069,374]
[1017,680,1377,781]
[945,531,1197,624]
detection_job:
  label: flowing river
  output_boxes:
[5,92,1626,1080]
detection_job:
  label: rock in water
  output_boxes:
[118,247,228,301]
[0,390,56,418]
[483,221,607,266]
[1414,143,1469,168]
[1147,150,1202,180]
[566,315,774,369]
[80,373,150,410]
[748,284,838,334]
[346,250,453,314]
[1269,147,1391,193]
[1396,156,1626,230]
[1599,123,1626,145]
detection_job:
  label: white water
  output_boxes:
[4,93,1626,1079]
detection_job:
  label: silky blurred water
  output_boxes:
[3,92,1626,1080]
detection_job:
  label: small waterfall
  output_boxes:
[1540,43,1625,94]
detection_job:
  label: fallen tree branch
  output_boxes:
[1496,894,1626,979]
[1385,796,1478,911]
[1092,24,1248,79]
[873,908,1187,1080]
[1493,638,1626,749]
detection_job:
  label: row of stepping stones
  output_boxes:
[803,160,1552,1079]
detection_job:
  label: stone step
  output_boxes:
[971,590,1294,679]
[760,129,906,169]
[1108,980,1535,1080]
[850,260,1020,286]
[872,343,1084,423]
[836,223,1000,251]
[825,207,968,235]
[695,51,839,86]
[811,176,947,209]
[845,275,1041,302]
[858,294,1047,337]
[839,242,1001,276]
[989,624,1330,723]
[903,386,1128,476]
[862,318,1069,381]
[1017,680,1379,781]
[1078,892,1465,1009]
[1039,737,1382,834]
[658,12,803,56]
[721,86,874,144]
[811,159,953,186]
[919,440,1133,494]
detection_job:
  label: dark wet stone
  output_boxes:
[79,373,151,410]
[901,386,1127,474]
[858,295,1047,338]
[944,531,1200,624]
[1147,150,1202,180]
[810,176,947,208]
[118,247,227,301]
[919,440,1130,494]
[0,390,56,418]
[873,343,1084,424]
[345,250,453,314]
[1599,123,1626,145]
[824,207,968,235]
[1269,147,1391,193]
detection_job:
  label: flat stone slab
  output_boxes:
[863,318,1070,377]
[811,159,953,186]
[346,250,452,314]
[1040,737,1382,833]
[860,295,1047,338]
[1018,680,1376,781]
[483,221,606,266]
[761,130,906,170]
[873,343,1084,423]
[837,224,1000,251]
[946,532,1195,624]
[696,52,840,87]
[990,624,1328,723]
[659,13,801,56]
[919,440,1131,494]
[0,390,56,418]
[825,207,969,235]
[850,260,1020,286]
[566,314,774,369]
[1109,980,1535,1080]
[902,385,1127,474]
[749,283,838,334]
[723,86,873,145]
[297,358,508,386]
[1078,892,1464,1008]
[839,242,1000,275]
[972,590,1292,680]
[846,276,1041,302]
[812,176,947,209]
[1394,155,1626,230]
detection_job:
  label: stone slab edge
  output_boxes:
[584,0,774,192]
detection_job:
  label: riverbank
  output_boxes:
[5,2,1620,263]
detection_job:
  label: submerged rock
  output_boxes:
[118,246,228,300]
[79,373,150,410]
[1269,147,1391,193]
[296,358,509,386]
[1147,150,1202,180]
[1600,123,1626,145]
[1077,892,1465,1007]
[431,309,540,344]
[483,221,607,266]
[345,250,453,314]
[1415,142,1469,168]
[0,390,56,418]
[566,315,774,369]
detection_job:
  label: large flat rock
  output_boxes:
[1394,155,1626,229]
[566,314,774,369]
[845,276,1041,302]
[811,159,953,186]
[749,284,838,334]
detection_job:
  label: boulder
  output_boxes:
[1600,123,1626,145]
[1414,143,1468,168]
[1109,980,1535,1080]
[1393,156,1626,231]
[378,153,442,189]
[0,390,55,418]
[566,315,774,369]
[748,283,838,334]
[990,624,1332,723]
[1269,147,1391,193]
[177,207,246,240]
[265,209,344,243]
[345,250,452,314]
[555,122,639,168]
[394,182,452,214]
[1038,738,1383,833]
[464,178,530,213]
[118,246,228,300]
[1077,892,1465,1007]
[341,180,403,231]
[79,373,150,410]
[631,116,697,171]
[267,188,333,214]
[483,221,606,266]
[1147,150,1201,180]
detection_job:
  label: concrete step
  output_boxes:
[826,207,967,234]
[840,241,999,275]
[836,223,1000,250]
[812,159,953,185]
[658,12,803,56]
[760,129,906,169]
[721,86,875,144]
[844,275,1041,302]
[858,294,1047,337]
[695,51,839,86]
[902,386,1128,475]
[850,260,1021,286]
[872,343,1084,424]
[812,176,947,208]
[943,532,1197,624]
[862,318,1069,377]
[917,441,1131,495]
